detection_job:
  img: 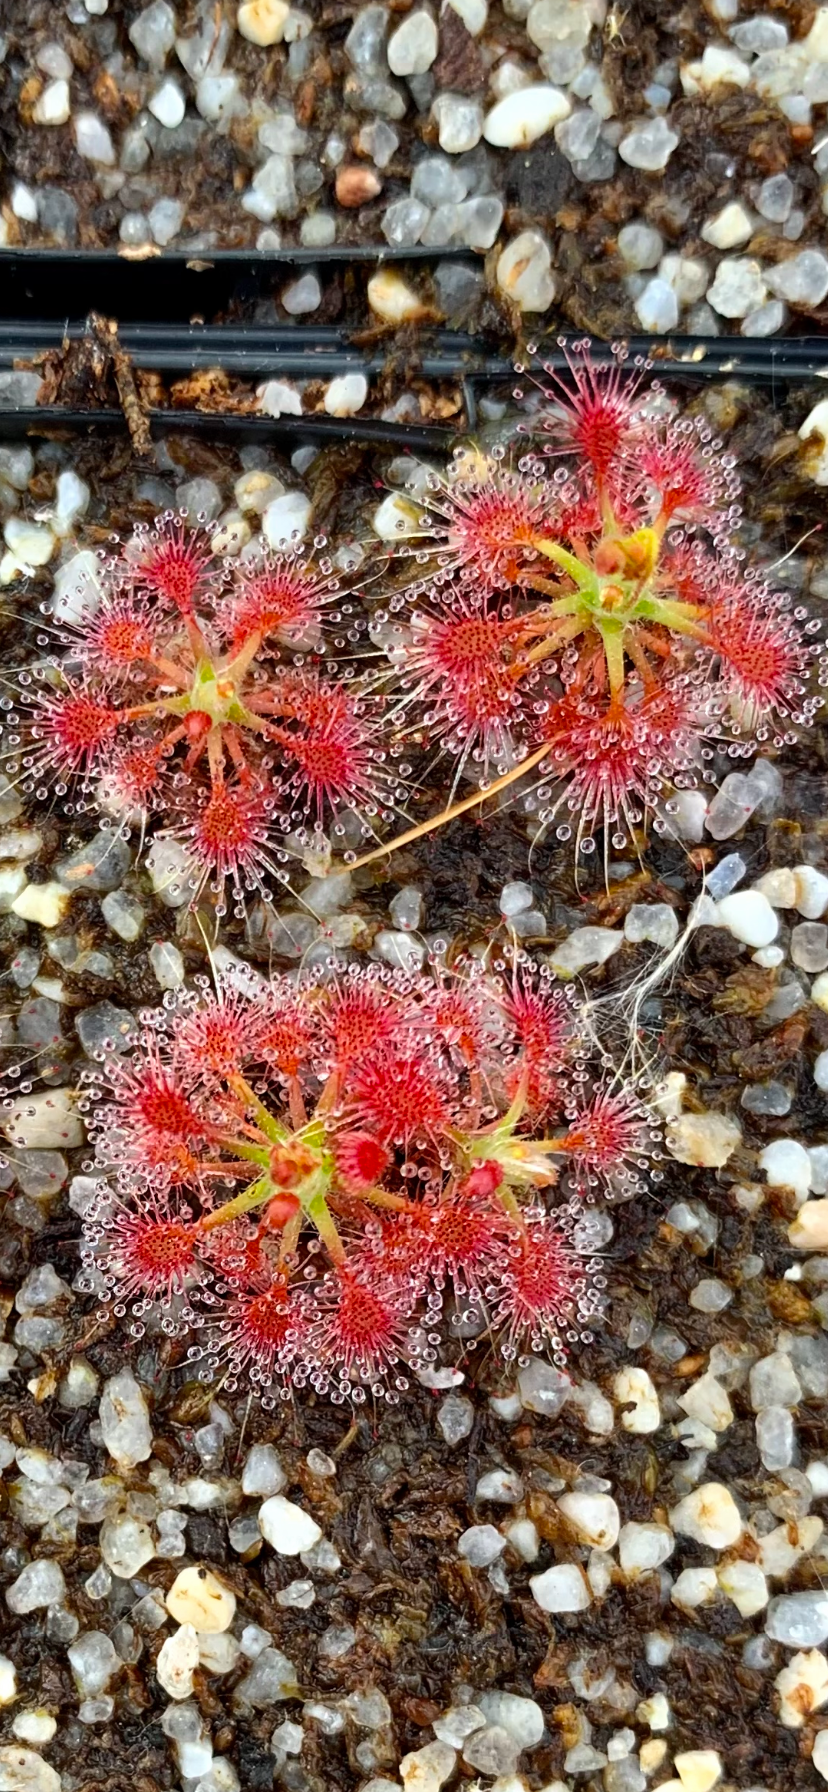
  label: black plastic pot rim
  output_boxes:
[0,406,459,453]
[0,245,484,326]
[2,247,828,388]
[0,276,827,451]
[1,318,828,365]
[0,245,477,266]
[0,320,512,383]
[1,322,828,386]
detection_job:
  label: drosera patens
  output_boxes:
[355,341,825,878]
[6,950,665,1407]
[0,515,405,915]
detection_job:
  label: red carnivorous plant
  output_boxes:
[355,343,825,874]
[1,518,403,912]
[10,954,661,1405]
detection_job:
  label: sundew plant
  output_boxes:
[27,953,663,1405]
[355,343,826,876]
[0,524,404,914]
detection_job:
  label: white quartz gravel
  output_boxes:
[258,1496,322,1554]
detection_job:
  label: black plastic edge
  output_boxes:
[0,407,456,453]
[0,247,480,324]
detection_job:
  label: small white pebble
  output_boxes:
[550,926,624,976]
[197,1631,242,1675]
[815,1050,828,1091]
[624,903,679,948]
[815,1728,828,1781]
[74,111,116,164]
[794,865,828,918]
[447,0,487,30]
[759,1138,812,1199]
[483,84,571,149]
[373,928,426,972]
[100,1514,155,1578]
[716,890,778,948]
[259,1495,322,1555]
[4,519,56,568]
[666,1111,741,1169]
[618,1522,675,1575]
[759,1516,822,1577]
[500,880,534,918]
[458,1524,505,1567]
[149,940,185,989]
[372,493,422,541]
[637,1692,671,1733]
[669,789,708,842]
[708,257,768,320]
[11,882,70,929]
[156,1623,199,1700]
[475,1468,524,1503]
[489,1391,522,1422]
[504,1518,539,1561]
[529,1562,591,1612]
[165,1566,236,1633]
[495,229,556,312]
[567,1380,614,1436]
[281,275,320,318]
[256,381,302,420]
[688,1279,732,1315]
[670,1484,742,1549]
[400,1742,456,1792]
[237,0,290,44]
[619,116,679,169]
[367,269,429,325]
[718,1559,768,1617]
[811,971,828,1012]
[775,1648,828,1728]
[323,374,368,418]
[676,1752,725,1792]
[1,867,40,916]
[758,1402,801,1470]
[678,1374,733,1433]
[614,1367,660,1434]
[671,1566,718,1609]
[682,45,750,92]
[617,221,664,270]
[6,1560,66,1614]
[11,184,39,222]
[752,867,797,908]
[33,80,71,125]
[389,885,423,931]
[98,1367,152,1469]
[11,1712,57,1744]
[2,1087,84,1151]
[387,10,439,76]
[557,1491,620,1550]
[701,201,753,249]
[262,491,312,551]
[652,1071,686,1121]
[634,277,678,334]
[148,79,185,128]
[789,1199,828,1251]
[0,1752,61,1792]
